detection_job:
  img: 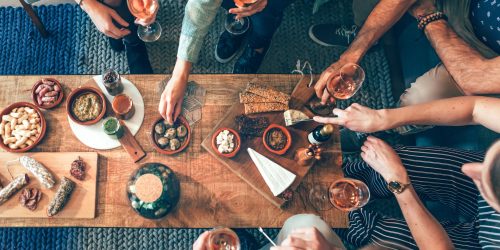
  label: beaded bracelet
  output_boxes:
[417,11,447,30]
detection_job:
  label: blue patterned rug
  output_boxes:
[0,1,395,249]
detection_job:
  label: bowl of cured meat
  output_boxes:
[32,78,64,109]
[0,102,46,152]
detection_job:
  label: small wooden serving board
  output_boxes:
[0,152,98,219]
[201,77,339,208]
[84,79,146,163]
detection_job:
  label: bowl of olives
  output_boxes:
[151,116,191,155]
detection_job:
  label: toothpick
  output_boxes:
[258,227,277,247]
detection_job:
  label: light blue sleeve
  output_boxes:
[177,0,223,63]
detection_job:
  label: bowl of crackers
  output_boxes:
[0,102,46,152]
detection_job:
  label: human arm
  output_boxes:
[361,137,454,250]
[158,0,221,123]
[315,0,417,103]
[409,2,500,95]
[313,96,500,133]
[78,0,131,39]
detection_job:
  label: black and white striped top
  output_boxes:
[478,196,500,249]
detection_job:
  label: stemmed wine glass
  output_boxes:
[326,63,365,100]
[127,0,162,42]
[225,0,258,35]
[207,227,241,250]
[309,178,370,211]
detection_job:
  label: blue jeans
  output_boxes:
[221,0,294,49]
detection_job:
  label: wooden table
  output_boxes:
[0,75,347,228]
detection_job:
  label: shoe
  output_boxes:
[309,24,358,48]
[215,30,247,63]
[125,40,153,74]
[340,128,367,153]
[108,37,125,52]
[233,44,269,74]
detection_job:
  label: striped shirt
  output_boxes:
[478,196,500,249]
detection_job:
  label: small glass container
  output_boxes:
[102,69,123,96]
[102,117,124,139]
[126,163,180,220]
[112,94,135,120]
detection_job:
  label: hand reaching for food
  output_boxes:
[313,103,388,133]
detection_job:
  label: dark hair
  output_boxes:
[492,153,500,203]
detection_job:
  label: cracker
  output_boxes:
[246,83,290,105]
[239,92,272,103]
[244,102,288,114]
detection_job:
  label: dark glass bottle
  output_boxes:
[308,124,334,145]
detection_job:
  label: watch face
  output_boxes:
[388,181,403,193]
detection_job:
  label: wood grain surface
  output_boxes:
[201,77,342,208]
[0,75,348,228]
[0,152,98,219]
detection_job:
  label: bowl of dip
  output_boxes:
[112,94,134,120]
[66,86,107,125]
[211,127,241,158]
[262,124,292,155]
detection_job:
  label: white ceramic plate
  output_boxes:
[68,76,145,150]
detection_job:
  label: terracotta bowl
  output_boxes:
[151,116,191,155]
[211,127,241,158]
[262,124,292,155]
[66,86,107,125]
[0,102,47,153]
[31,78,64,109]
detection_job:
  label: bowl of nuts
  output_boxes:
[32,78,64,109]
[0,102,46,152]
[151,116,191,155]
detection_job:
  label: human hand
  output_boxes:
[82,0,131,39]
[408,0,437,19]
[313,103,388,133]
[229,0,267,19]
[361,136,408,183]
[315,57,358,104]
[192,231,210,250]
[158,76,187,125]
[271,228,337,250]
[134,0,159,26]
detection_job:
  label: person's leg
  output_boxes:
[108,0,153,73]
[336,208,481,249]
[259,214,346,250]
[394,64,464,135]
[214,0,249,63]
[233,0,293,73]
[343,146,483,219]
[308,0,379,47]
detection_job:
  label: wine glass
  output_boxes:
[326,63,365,100]
[309,178,370,211]
[224,0,258,35]
[127,0,162,42]
[207,227,241,250]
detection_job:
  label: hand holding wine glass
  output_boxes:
[315,59,365,103]
[228,0,267,19]
[127,0,162,42]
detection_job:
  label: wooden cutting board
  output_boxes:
[0,152,98,219]
[201,77,341,208]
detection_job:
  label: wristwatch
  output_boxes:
[387,180,411,194]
